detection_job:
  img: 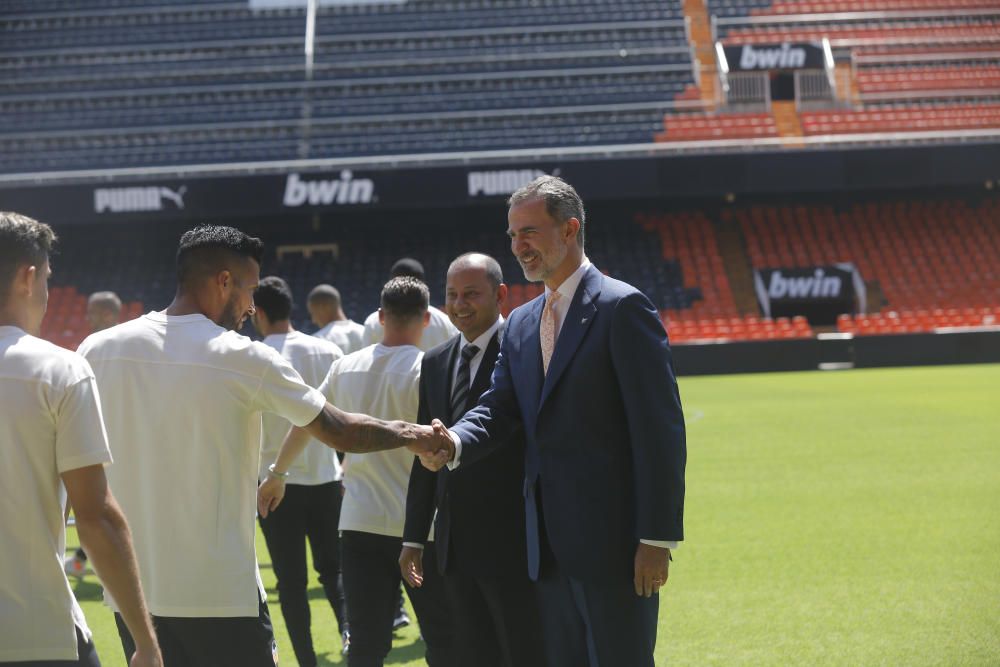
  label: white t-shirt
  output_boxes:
[361,306,457,352]
[78,312,326,618]
[259,331,343,485]
[0,326,112,662]
[318,344,429,539]
[314,319,365,355]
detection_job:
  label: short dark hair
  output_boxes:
[508,175,586,248]
[449,252,503,290]
[0,212,57,306]
[307,283,341,308]
[176,225,264,287]
[390,257,425,281]
[255,276,293,321]
[380,276,429,323]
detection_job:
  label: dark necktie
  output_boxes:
[450,344,479,425]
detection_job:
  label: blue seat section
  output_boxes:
[705,0,773,18]
[0,0,693,174]
[0,107,669,172]
[47,208,698,335]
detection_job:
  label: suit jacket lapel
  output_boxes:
[539,266,601,410]
[466,327,501,412]
[439,336,462,421]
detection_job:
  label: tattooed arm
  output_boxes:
[258,403,454,517]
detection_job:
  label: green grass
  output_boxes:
[70,364,1000,666]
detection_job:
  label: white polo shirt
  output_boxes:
[259,331,343,485]
[317,344,429,539]
[0,326,112,662]
[314,319,365,354]
[360,306,457,352]
[78,312,326,618]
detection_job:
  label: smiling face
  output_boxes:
[445,263,505,342]
[507,197,581,290]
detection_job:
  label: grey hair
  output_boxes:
[448,252,503,290]
[507,175,586,248]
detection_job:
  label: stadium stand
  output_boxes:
[39,190,1000,349]
[0,0,695,173]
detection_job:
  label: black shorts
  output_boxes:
[115,595,277,667]
[5,626,101,667]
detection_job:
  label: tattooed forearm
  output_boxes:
[350,417,417,453]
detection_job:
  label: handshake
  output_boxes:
[407,418,455,472]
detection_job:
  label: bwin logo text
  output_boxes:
[283,171,375,206]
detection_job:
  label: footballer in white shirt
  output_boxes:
[260,276,456,667]
[78,225,454,666]
[0,212,161,667]
[359,257,458,351]
[251,276,350,664]
[307,283,366,354]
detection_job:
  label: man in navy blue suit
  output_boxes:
[421,176,686,667]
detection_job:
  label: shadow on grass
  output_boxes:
[70,577,105,601]
[313,637,424,666]
[385,636,425,664]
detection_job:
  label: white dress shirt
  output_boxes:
[449,317,504,396]
[402,316,503,551]
[450,260,679,550]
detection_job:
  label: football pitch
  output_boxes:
[71,364,1000,666]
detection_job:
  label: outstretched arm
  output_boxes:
[303,402,455,458]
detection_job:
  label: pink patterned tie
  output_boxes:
[540,291,560,375]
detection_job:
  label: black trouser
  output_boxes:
[340,530,455,667]
[444,569,546,667]
[115,595,276,667]
[258,480,348,667]
[6,626,100,667]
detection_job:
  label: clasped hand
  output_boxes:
[408,418,454,471]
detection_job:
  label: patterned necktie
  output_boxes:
[540,291,561,375]
[450,343,479,425]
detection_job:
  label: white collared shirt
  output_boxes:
[450,316,504,396]
[542,256,592,345]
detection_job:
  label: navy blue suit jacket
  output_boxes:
[451,265,686,583]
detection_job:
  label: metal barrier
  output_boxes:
[795,69,836,110]
[725,72,771,110]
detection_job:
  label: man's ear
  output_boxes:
[378,308,385,326]
[217,269,233,291]
[496,283,508,307]
[13,264,37,298]
[422,310,431,328]
[564,217,581,243]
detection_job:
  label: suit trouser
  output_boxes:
[443,567,547,667]
[535,500,659,667]
[258,479,347,667]
[340,530,455,667]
